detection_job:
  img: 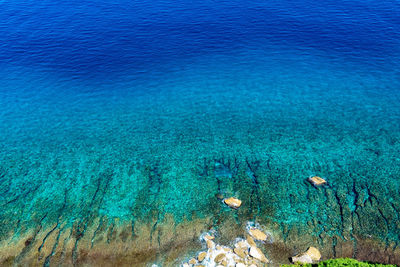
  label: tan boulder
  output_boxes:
[249,246,269,263]
[198,251,207,262]
[306,247,321,261]
[204,234,215,240]
[292,246,321,264]
[189,258,197,265]
[207,239,215,249]
[235,240,248,249]
[214,253,226,263]
[224,197,242,208]
[224,247,233,253]
[246,235,257,247]
[234,247,246,259]
[307,176,326,186]
[248,228,267,241]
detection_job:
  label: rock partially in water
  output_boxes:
[306,247,321,261]
[182,229,272,267]
[249,246,269,263]
[292,246,321,264]
[292,253,313,264]
[246,235,257,247]
[234,240,249,249]
[248,227,267,241]
[198,251,207,262]
[233,247,246,259]
[307,176,327,186]
[223,197,242,209]
[214,253,225,263]
[207,239,215,249]
[204,234,215,240]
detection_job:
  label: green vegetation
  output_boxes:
[281,258,396,267]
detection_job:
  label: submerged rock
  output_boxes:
[307,176,327,186]
[215,193,224,200]
[292,246,321,264]
[223,197,242,208]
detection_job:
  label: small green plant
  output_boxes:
[281,258,396,267]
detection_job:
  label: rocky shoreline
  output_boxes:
[178,197,322,267]
[1,209,399,266]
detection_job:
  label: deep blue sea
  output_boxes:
[1,0,400,266]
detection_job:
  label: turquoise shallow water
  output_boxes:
[2,47,400,234]
[1,0,400,265]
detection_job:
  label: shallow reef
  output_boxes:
[1,50,400,266]
[1,152,400,266]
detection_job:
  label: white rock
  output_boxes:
[292,254,313,264]
[292,246,321,264]
[249,246,269,263]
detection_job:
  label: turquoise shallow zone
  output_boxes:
[1,43,400,252]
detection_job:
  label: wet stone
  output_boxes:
[207,239,215,249]
[214,253,225,263]
[292,246,321,264]
[198,251,207,262]
[248,228,267,241]
[234,247,246,259]
[246,235,257,247]
[223,197,242,209]
[307,176,327,186]
[249,246,269,263]
[204,234,215,240]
